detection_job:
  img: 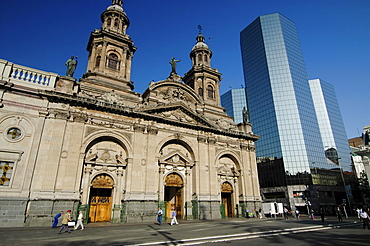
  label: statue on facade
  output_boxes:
[169,57,181,75]
[242,106,250,123]
[65,56,78,77]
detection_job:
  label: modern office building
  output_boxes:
[308,79,351,171]
[240,13,352,213]
[220,88,247,124]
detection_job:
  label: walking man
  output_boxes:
[74,211,84,230]
[58,210,72,234]
[360,208,370,230]
[295,209,300,220]
[170,208,178,226]
[336,206,343,222]
[283,207,289,220]
[52,211,63,228]
[320,207,326,223]
[157,207,163,225]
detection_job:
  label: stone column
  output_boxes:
[81,164,93,205]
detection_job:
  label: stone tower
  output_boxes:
[183,30,223,110]
[82,0,139,103]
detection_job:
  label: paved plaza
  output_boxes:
[1,215,369,246]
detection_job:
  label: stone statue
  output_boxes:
[65,56,78,77]
[169,57,181,75]
[242,106,250,123]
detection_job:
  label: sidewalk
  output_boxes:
[0,216,360,246]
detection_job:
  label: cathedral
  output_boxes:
[0,0,261,227]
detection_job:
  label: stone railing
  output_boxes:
[0,59,58,90]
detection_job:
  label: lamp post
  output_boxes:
[338,157,351,218]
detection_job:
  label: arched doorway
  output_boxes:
[89,174,114,222]
[221,182,233,217]
[164,173,183,219]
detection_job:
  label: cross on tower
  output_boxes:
[198,25,202,34]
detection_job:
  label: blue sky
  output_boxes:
[1,0,369,138]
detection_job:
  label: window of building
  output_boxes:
[107,54,119,70]
[207,85,214,99]
[107,18,112,26]
[95,56,101,67]
[198,87,203,97]
[204,55,208,63]
[114,19,119,28]
[0,161,14,186]
[7,128,21,140]
[198,54,202,62]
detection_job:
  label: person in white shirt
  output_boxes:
[360,208,370,230]
[74,211,84,230]
[170,208,178,226]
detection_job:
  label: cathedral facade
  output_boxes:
[0,1,261,227]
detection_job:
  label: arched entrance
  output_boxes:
[164,173,183,219]
[89,174,113,222]
[221,182,233,217]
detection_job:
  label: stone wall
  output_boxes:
[0,198,28,227]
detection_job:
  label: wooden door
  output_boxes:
[89,196,111,222]
[222,193,232,217]
[175,188,182,218]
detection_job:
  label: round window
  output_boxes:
[7,128,22,140]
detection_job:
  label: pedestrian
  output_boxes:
[336,206,343,222]
[245,207,250,218]
[255,209,259,218]
[259,208,263,219]
[170,208,178,226]
[320,207,325,223]
[157,207,163,225]
[356,208,361,221]
[283,207,289,220]
[360,208,370,230]
[52,211,63,228]
[295,209,300,220]
[74,211,84,230]
[58,210,72,234]
[310,209,315,220]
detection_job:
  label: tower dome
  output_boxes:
[101,0,130,35]
[190,32,212,67]
[192,34,210,51]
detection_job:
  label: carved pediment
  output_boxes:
[137,102,214,128]
[159,149,193,167]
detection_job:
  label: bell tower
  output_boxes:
[83,0,137,91]
[183,27,222,107]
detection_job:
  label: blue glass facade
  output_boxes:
[221,88,247,124]
[240,13,352,212]
[241,13,327,182]
[309,79,351,172]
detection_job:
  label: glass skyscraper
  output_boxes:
[309,79,351,172]
[240,13,351,212]
[221,88,247,124]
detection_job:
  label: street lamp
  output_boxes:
[338,157,351,218]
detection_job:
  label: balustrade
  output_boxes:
[0,59,58,89]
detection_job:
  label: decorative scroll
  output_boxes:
[221,182,233,193]
[90,196,111,204]
[91,174,114,188]
[165,173,183,187]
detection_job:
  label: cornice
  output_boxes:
[39,90,259,141]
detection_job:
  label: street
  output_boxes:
[1,216,369,246]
